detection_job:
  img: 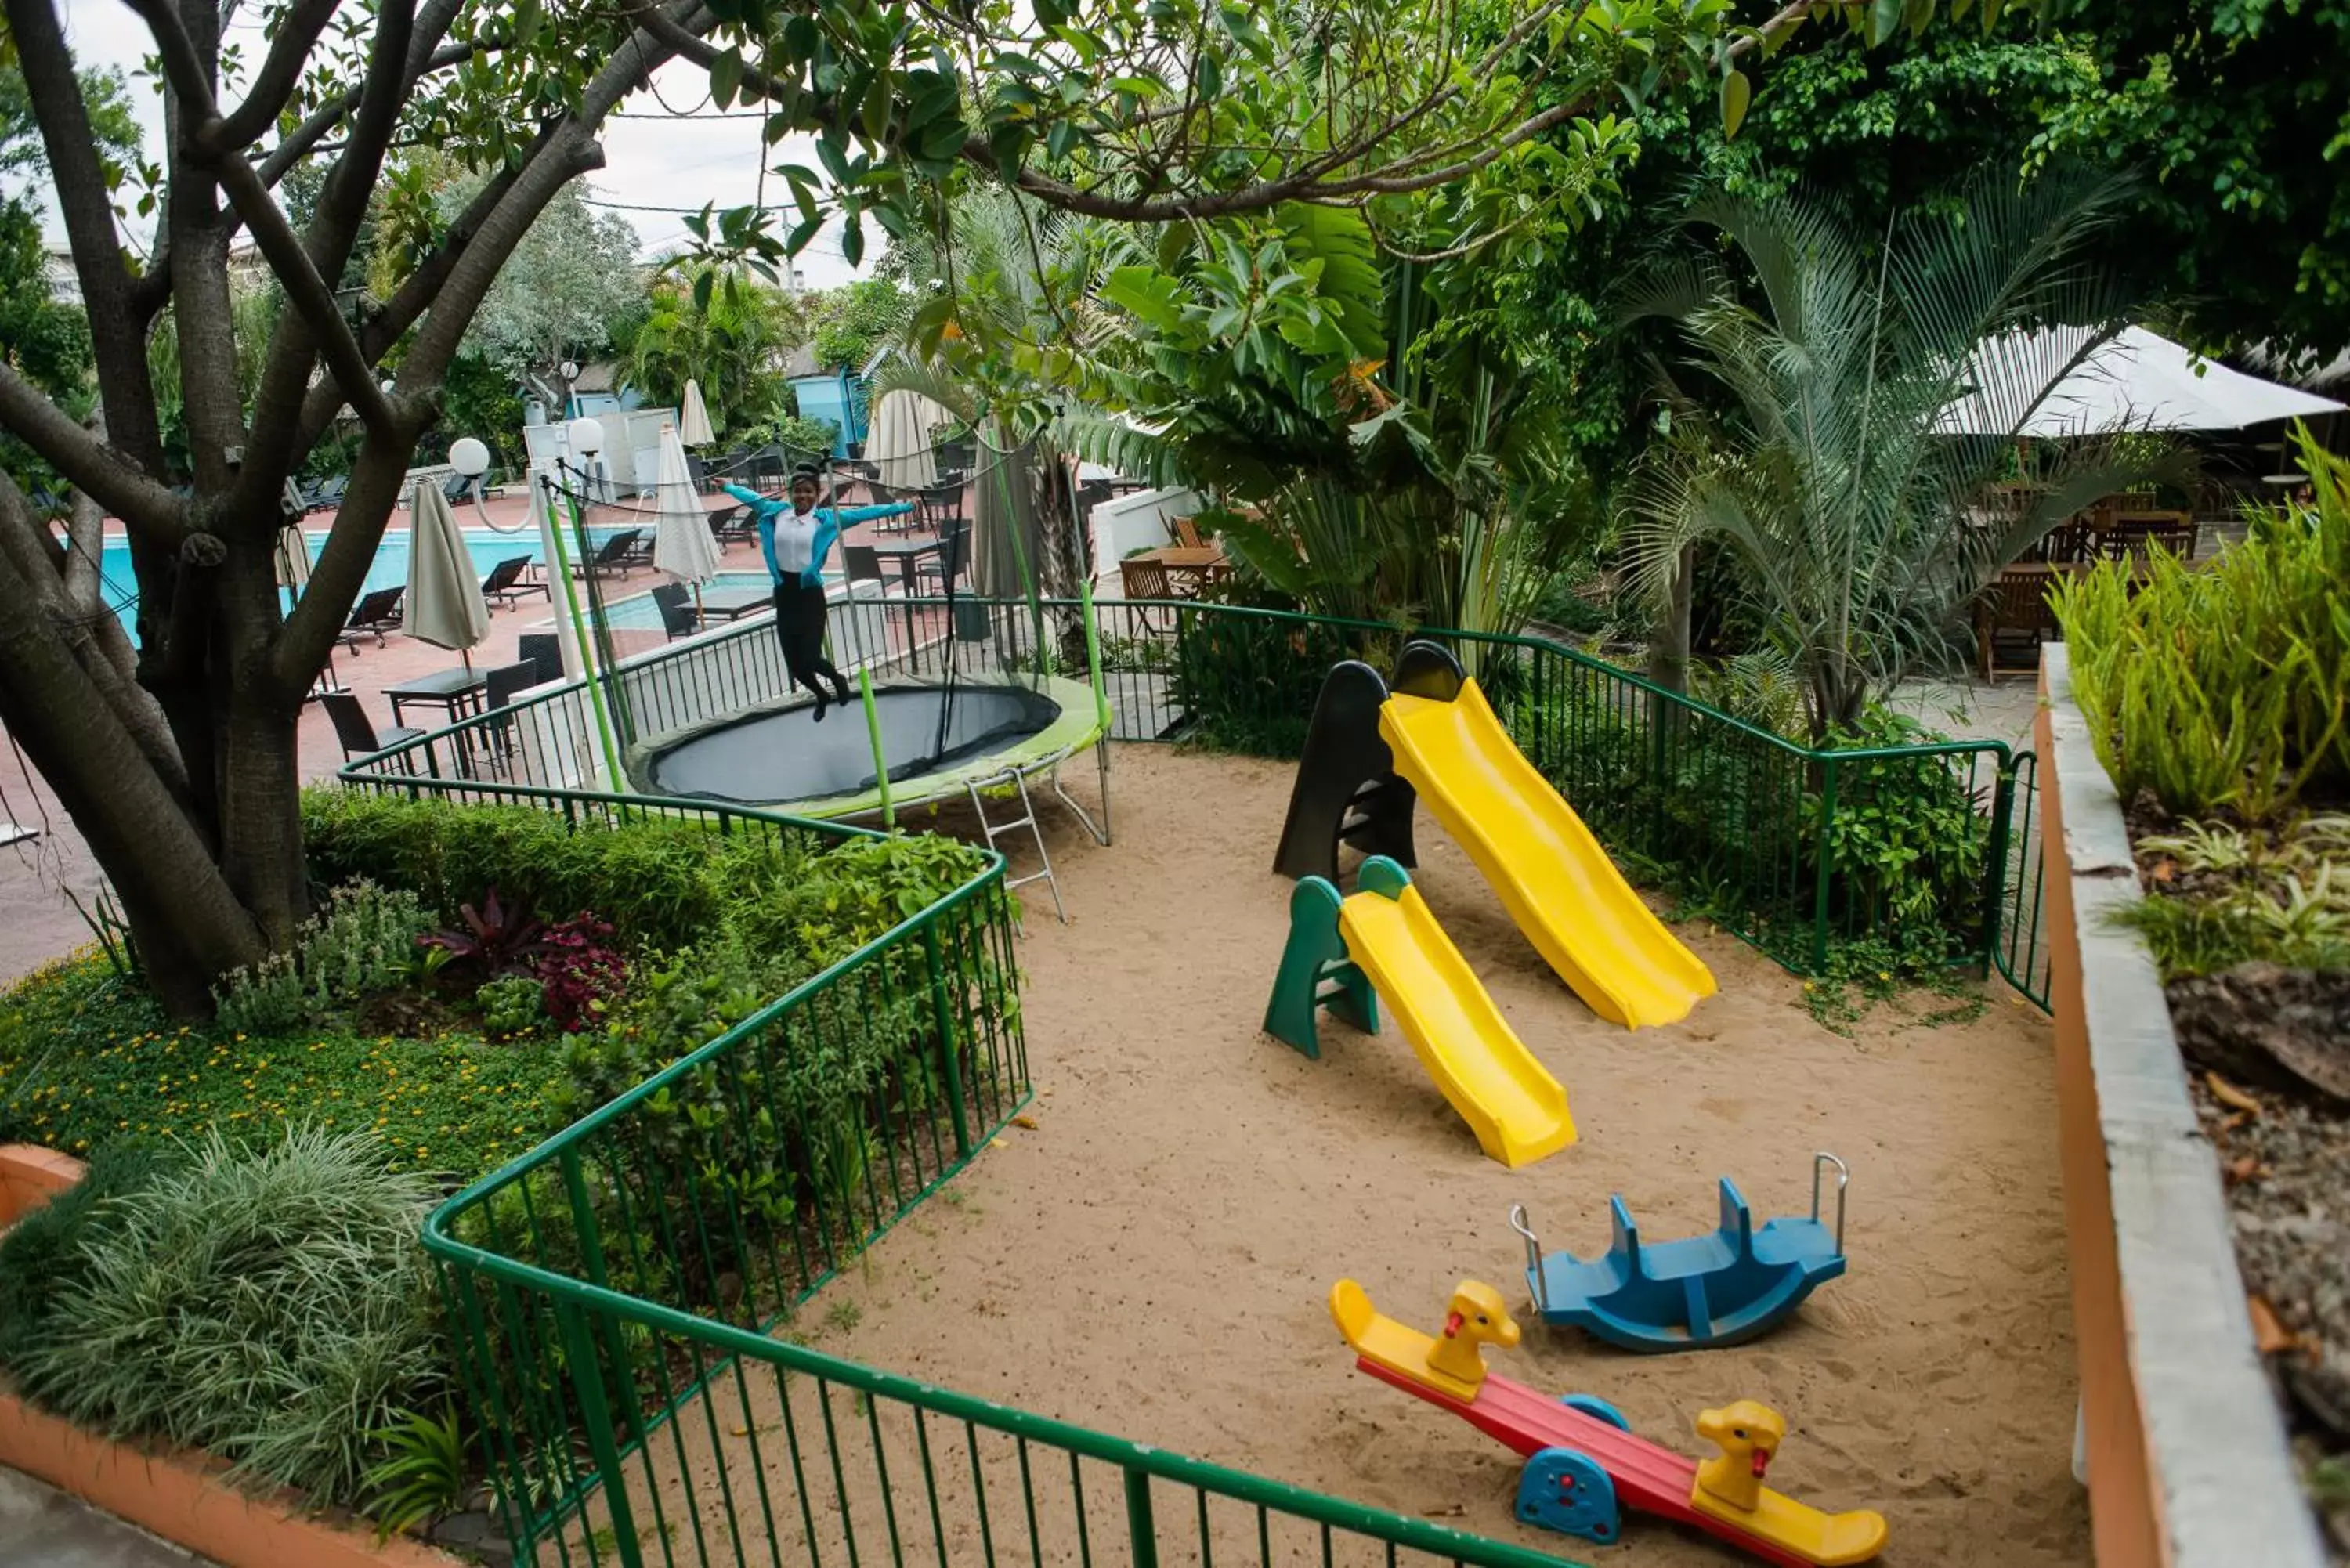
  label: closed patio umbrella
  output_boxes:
[403,479,491,670]
[651,426,721,619]
[681,381,715,447]
[867,389,950,490]
[274,521,313,595]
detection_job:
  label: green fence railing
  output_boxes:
[342,592,2052,1008]
[338,774,1596,1568]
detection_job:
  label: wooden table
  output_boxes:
[1129,544,1231,591]
[385,665,488,725]
[695,587,773,624]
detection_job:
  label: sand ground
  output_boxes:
[642,743,2085,1568]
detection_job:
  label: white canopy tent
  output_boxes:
[1940,325,2346,437]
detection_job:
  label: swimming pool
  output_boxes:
[94,524,632,643]
[584,571,788,632]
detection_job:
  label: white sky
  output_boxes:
[33,0,872,288]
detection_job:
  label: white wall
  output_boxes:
[1089,486,1201,580]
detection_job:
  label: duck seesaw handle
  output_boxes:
[1810,1153,1849,1254]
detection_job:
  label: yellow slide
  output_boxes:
[1336,878,1576,1169]
[1380,679,1716,1029]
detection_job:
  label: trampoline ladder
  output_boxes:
[967,768,1067,924]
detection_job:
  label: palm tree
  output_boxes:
[624,265,806,441]
[1621,165,2168,739]
[870,187,1123,661]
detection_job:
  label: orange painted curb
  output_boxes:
[0,1395,463,1568]
[0,1143,465,1567]
[0,1143,86,1226]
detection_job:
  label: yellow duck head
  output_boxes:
[1694,1400,1788,1515]
[1424,1281,1520,1391]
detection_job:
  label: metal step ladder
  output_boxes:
[966,768,1066,923]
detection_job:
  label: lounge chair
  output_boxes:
[322,692,424,764]
[344,585,405,647]
[479,555,548,610]
[707,500,754,545]
[570,529,642,580]
[304,475,348,514]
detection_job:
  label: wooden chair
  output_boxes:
[2101,511,2196,565]
[1120,557,1179,630]
[1974,572,2062,680]
[2018,521,2096,564]
[1173,517,1206,550]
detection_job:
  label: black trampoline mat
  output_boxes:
[643,684,1061,804]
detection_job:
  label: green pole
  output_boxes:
[859,667,895,831]
[1079,574,1111,732]
[547,477,627,791]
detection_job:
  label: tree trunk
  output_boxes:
[1646,543,1694,696]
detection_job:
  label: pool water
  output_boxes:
[591,571,778,632]
[94,525,633,643]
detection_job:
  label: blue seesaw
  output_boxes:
[1510,1153,1849,1353]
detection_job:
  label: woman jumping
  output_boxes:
[721,468,914,720]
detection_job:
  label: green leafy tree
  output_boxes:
[805,279,908,373]
[0,0,1961,1013]
[624,265,806,439]
[461,186,642,416]
[1619,166,2168,739]
[2036,0,2350,362]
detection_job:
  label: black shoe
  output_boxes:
[830,673,853,706]
[812,695,829,723]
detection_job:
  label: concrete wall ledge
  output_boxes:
[2039,645,2326,1566]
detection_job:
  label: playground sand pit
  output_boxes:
[659,745,2087,1567]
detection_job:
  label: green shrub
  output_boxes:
[15,1126,439,1508]
[214,880,432,1034]
[300,791,817,953]
[475,974,548,1040]
[2053,428,2350,821]
[0,1141,179,1367]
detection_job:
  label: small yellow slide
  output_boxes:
[1381,679,1716,1029]
[1335,879,1576,1168]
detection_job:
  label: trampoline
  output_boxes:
[632,674,1108,825]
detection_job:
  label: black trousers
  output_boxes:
[773,579,847,699]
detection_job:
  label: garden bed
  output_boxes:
[2041,444,2347,1566]
[0,789,1009,1552]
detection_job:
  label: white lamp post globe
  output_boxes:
[449,436,490,478]
[566,417,604,457]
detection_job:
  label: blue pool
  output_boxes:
[595,571,777,632]
[96,525,631,642]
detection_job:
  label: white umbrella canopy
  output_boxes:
[681,381,715,447]
[1940,325,2348,436]
[651,427,722,586]
[867,389,951,490]
[403,480,491,667]
[273,521,313,594]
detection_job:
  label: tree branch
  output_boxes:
[120,0,224,123]
[2,0,171,474]
[210,151,398,435]
[0,364,188,540]
[255,36,479,187]
[205,0,342,150]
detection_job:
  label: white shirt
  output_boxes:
[771,507,820,573]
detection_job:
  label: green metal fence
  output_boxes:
[344,775,1596,1568]
[341,592,2051,1007]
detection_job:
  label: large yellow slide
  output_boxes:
[1380,679,1716,1029]
[1335,878,1576,1169]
